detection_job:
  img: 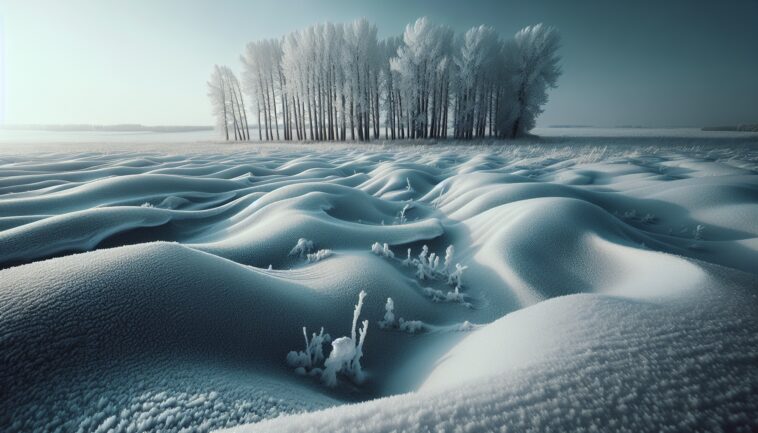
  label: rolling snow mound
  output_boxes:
[0,138,756,432]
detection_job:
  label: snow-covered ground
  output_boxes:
[1,130,757,432]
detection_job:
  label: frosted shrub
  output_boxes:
[286,292,371,387]
[378,298,478,335]
[306,249,333,263]
[322,337,356,387]
[289,238,315,258]
[423,286,468,305]
[410,244,467,290]
[378,297,424,333]
[398,319,425,334]
[372,243,469,303]
[444,245,454,273]
[371,242,394,258]
[140,202,154,208]
[448,263,468,290]
[418,245,429,265]
[402,248,413,266]
[378,298,396,329]
[308,327,330,366]
[286,327,331,373]
[321,290,370,387]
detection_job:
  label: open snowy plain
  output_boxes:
[1,129,757,432]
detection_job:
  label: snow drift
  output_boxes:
[0,135,756,432]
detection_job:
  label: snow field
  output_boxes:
[0,136,756,432]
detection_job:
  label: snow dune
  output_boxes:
[225,278,758,433]
[0,135,756,432]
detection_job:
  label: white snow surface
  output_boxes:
[0,132,757,433]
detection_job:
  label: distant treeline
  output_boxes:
[702,125,758,132]
[3,124,213,133]
[208,17,561,142]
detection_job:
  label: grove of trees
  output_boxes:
[208,18,561,142]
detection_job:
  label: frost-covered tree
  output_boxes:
[224,17,560,141]
[392,18,454,139]
[208,65,249,141]
[242,39,285,141]
[503,24,562,138]
[208,66,230,141]
[453,25,501,139]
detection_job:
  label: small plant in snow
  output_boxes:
[371,242,394,258]
[405,177,413,192]
[433,184,446,209]
[693,224,705,240]
[415,245,436,280]
[287,291,370,387]
[402,248,413,266]
[378,297,426,333]
[448,263,468,290]
[140,202,154,208]
[378,297,396,329]
[286,327,331,375]
[321,290,369,387]
[397,203,412,224]
[444,245,454,273]
[379,298,478,334]
[322,337,356,386]
[373,243,469,303]
[289,238,315,258]
[411,244,465,288]
[306,249,333,263]
[422,286,470,306]
[398,318,425,333]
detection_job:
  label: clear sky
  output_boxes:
[1,0,757,127]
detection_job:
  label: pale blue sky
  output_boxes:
[1,0,757,127]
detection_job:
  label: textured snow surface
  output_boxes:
[223,282,758,433]
[1,135,757,432]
